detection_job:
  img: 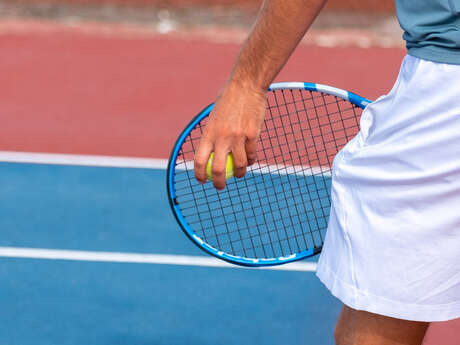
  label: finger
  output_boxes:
[245,137,258,166]
[212,144,230,190]
[194,138,213,184]
[232,140,248,178]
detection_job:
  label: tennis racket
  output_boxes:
[167,82,371,267]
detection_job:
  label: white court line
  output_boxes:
[0,151,331,176]
[0,152,321,272]
[178,160,331,177]
[0,151,168,169]
[0,247,317,272]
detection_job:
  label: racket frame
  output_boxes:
[167,82,371,267]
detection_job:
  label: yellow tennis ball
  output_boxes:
[206,152,234,181]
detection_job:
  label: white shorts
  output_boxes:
[316,55,460,322]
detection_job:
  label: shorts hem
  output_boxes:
[316,262,460,322]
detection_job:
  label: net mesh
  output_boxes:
[172,88,363,259]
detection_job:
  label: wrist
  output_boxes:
[225,77,268,96]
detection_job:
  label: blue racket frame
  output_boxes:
[167,82,372,267]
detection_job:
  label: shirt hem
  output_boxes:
[407,47,460,66]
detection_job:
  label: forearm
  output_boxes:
[195,0,327,189]
[228,0,327,92]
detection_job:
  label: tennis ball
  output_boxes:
[206,152,234,181]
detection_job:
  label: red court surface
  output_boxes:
[1,23,405,158]
[0,21,458,343]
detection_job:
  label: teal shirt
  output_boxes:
[396,0,460,65]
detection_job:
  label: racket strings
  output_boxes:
[183,194,330,244]
[262,90,332,250]
[179,174,323,255]
[287,91,329,249]
[269,91,319,250]
[178,102,360,164]
[181,174,330,222]
[173,89,362,259]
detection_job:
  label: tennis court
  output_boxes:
[0,2,458,344]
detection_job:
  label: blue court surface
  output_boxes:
[0,161,341,345]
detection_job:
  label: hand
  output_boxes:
[194,82,267,190]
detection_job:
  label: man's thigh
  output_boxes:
[335,305,429,345]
